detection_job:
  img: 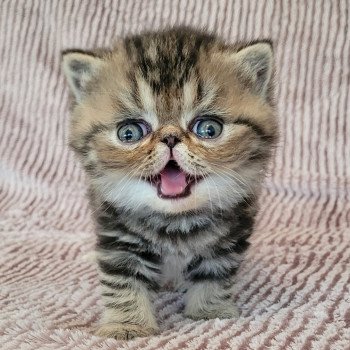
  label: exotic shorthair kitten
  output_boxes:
[62,28,277,339]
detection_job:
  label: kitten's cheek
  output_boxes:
[154,145,171,170]
[171,147,188,166]
[172,148,181,159]
[161,147,171,162]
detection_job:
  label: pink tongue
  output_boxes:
[160,165,187,196]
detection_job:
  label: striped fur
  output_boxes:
[62,28,277,339]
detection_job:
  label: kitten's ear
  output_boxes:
[233,41,273,97]
[62,51,104,101]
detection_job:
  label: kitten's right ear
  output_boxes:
[62,51,104,102]
[231,41,273,98]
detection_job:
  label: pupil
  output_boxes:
[125,129,133,140]
[206,125,215,137]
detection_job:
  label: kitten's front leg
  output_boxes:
[184,255,240,320]
[95,234,161,340]
[184,201,255,320]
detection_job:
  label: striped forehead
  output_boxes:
[124,32,210,93]
[132,74,216,129]
[120,31,218,127]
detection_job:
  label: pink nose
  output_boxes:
[161,135,180,148]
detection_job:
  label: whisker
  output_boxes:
[197,170,214,216]
[210,164,256,196]
[206,173,223,217]
[206,168,252,207]
[92,158,151,212]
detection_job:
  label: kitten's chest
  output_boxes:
[160,251,193,291]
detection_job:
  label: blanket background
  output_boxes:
[1,1,349,349]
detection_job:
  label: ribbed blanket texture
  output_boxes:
[0,1,349,349]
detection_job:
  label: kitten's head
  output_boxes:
[62,28,277,214]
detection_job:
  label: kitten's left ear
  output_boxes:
[62,51,104,102]
[232,41,273,98]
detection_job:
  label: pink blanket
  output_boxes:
[1,1,349,349]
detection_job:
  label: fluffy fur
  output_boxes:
[62,27,277,340]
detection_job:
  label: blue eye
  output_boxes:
[117,122,149,142]
[192,118,223,139]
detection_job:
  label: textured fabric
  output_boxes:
[1,0,349,349]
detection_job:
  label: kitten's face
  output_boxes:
[63,29,277,214]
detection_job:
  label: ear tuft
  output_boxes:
[234,42,273,97]
[62,51,104,102]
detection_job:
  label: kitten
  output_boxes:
[62,28,277,340]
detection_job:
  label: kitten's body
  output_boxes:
[62,28,277,339]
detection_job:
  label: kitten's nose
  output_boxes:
[161,135,180,149]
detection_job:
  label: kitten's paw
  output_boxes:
[185,303,239,320]
[95,323,158,340]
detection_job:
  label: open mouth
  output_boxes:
[146,160,202,199]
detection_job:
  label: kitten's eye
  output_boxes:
[192,118,223,139]
[117,122,149,143]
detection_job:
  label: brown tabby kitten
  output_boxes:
[62,28,277,340]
